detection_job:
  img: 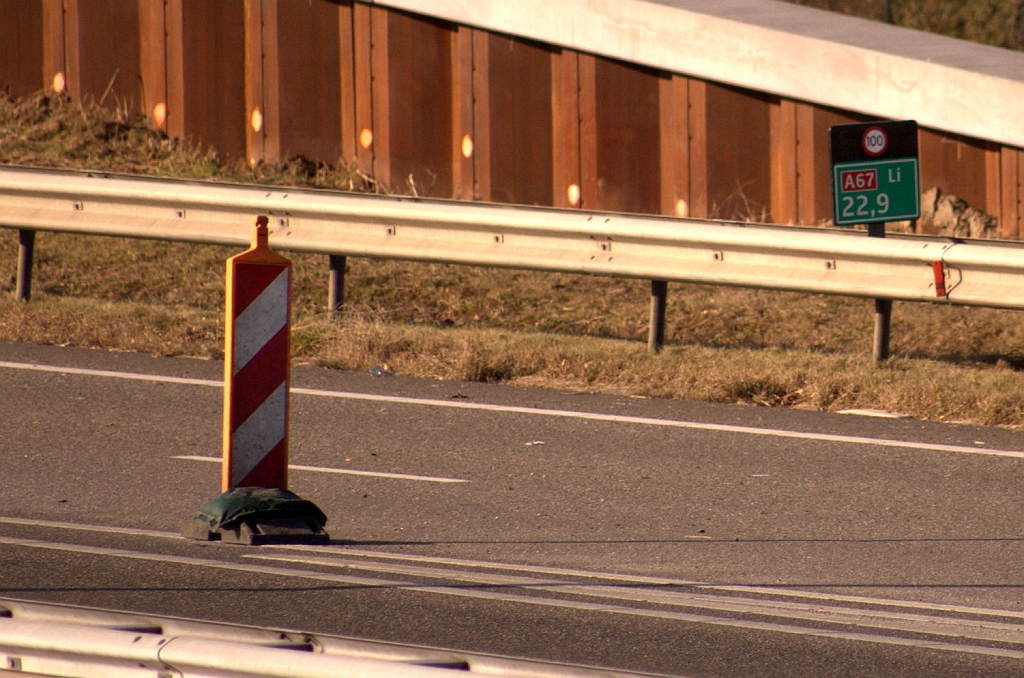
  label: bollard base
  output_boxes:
[182,487,329,545]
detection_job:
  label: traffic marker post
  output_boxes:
[830,121,920,362]
[183,216,328,545]
[223,216,292,490]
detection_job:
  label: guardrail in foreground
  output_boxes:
[3,165,1024,357]
[0,597,663,678]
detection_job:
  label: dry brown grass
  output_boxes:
[5,229,1024,427]
[4,92,1024,427]
[0,91,376,190]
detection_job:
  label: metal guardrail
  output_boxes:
[2,165,1024,357]
[0,597,665,678]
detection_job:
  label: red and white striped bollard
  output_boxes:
[222,215,292,490]
[183,215,327,544]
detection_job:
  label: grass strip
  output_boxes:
[4,231,1024,428]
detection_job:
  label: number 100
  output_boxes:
[841,193,889,219]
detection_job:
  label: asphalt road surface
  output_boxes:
[3,340,1024,677]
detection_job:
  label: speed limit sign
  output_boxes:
[861,126,887,157]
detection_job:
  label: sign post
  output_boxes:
[830,120,920,361]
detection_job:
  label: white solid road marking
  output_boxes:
[173,455,468,483]
[275,543,1024,621]
[837,408,909,419]
[247,552,1024,646]
[0,361,218,386]
[3,516,1024,624]
[0,532,1022,660]
[0,517,174,539]
[2,359,1023,459]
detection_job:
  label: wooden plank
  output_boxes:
[659,73,688,217]
[370,5,390,187]
[1001,146,1020,239]
[244,0,264,164]
[705,83,771,221]
[179,0,246,159]
[795,102,816,225]
[260,0,280,162]
[471,28,490,201]
[62,0,81,102]
[339,2,356,166]
[138,0,166,129]
[593,57,660,214]
[955,135,989,213]
[918,126,989,213]
[451,25,474,200]
[164,0,185,139]
[383,11,453,198]
[0,0,43,96]
[917,127,944,223]
[42,0,66,92]
[274,0,341,163]
[686,78,707,219]
[219,1,249,160]
[985,143,1002,222]
[916,128,942,201]
[577,52,597,211]
[770,97,797,225]
[72,0,142,110]
[352,2,373,175]
[551,48,580,208]
[486,33,553,206]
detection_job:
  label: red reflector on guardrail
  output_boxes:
[933,260,946,297]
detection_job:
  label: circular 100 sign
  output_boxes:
[862,126,888,157]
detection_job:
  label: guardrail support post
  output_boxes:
[16,229,36,302]
[868,223,891,362]
[328,255,346,321]
[874,299,892,362]
[649,280,668,353]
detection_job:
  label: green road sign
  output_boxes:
[830,120,920,226]
[831,157,919,225]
